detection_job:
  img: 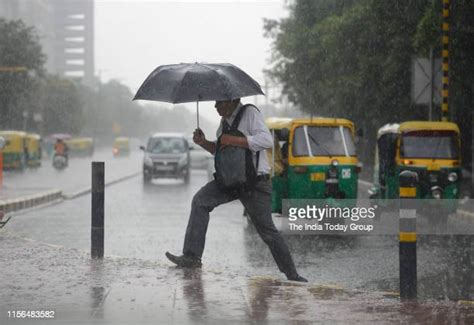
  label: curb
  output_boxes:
[62,171,141,200]
[0,189,62,214]
[0,171,141,214]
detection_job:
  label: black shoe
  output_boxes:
[286,274,308,282]
[166,252,202,268]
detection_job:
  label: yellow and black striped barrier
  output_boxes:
[441,0,450,121]
[399,170,418,300]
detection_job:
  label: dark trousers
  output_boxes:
[183,179,298,277]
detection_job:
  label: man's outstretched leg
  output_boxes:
[166,180,235,268]
[240,180,307,282]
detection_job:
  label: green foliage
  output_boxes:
[0,18,46,129]
[41,76,84,134]
[265,0,436,161]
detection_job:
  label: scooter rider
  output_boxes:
[54,139,69,164]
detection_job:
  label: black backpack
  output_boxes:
[214,104,260,193]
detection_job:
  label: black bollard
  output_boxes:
[91,162,104,259]
[399,170,418,300]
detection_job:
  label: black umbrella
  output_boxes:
[133,62,264,127]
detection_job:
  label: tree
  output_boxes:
[41,76,84,134]
[0,19,46,129]
[264,0,432,163]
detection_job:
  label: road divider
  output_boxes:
[63,171,141,200]
[0,171,141,214]
[0,189,62,213]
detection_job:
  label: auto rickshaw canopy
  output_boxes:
[399,121,460,134]
[265,117,293,130]
[291,118,355,135]
[0,130,27,150]
[114,137,130,146]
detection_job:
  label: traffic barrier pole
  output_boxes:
[441,0,450,121]
[399,170,418,300]
[91,162,104,259]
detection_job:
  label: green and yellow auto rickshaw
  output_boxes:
[267,117,360,213]
[113,137,130,157]
[369,121,461,223]
[0,131,28,170]
[65,137,94,157]
[25,133,42,168]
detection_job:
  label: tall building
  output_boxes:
[0,0,95,87]
[52,0,95,87]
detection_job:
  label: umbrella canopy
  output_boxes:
[133,62,264,103]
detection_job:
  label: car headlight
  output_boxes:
[448,172,458,182]
[431,186,442,199]
[144,155,153,167]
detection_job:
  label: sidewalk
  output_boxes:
[1,231,473,324]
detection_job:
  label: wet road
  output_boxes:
[6,156,473,301]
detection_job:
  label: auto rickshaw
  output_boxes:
[267,117,360,213]
[0,131,28,170]
[65,137,94,157]
[25,133,42,168]
[113,137,130,157]
[369,121,461,224]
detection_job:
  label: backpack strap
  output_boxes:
[224,103,262,174]
[229,104,248,130]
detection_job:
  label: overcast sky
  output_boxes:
[95,0,288,124]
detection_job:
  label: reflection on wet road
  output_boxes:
[7,166,472,303]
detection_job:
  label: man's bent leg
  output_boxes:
[240,180,298,278]
[183,180,235,258]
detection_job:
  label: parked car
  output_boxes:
[140,133,191,184]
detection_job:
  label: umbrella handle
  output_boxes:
[196,101,200,129]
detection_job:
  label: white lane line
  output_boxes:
[458,209,474,219]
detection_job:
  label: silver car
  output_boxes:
[141,133,191,184]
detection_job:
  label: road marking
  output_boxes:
[458,300,474,305]
[458,209,474,219]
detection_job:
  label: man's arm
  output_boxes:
[243,106,273,151]
[200,140,216,155]
[194,129,216,154]
[219,134,248,148]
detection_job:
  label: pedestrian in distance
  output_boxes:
[166,98,307,282]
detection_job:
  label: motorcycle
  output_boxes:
[52,154,68,170]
